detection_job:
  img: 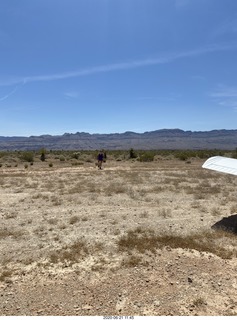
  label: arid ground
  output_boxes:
[1,152,237,316]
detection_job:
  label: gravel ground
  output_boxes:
[1,158,237,316]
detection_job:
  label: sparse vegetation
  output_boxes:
[117,227,237,259]
[193,297,206,307]
[139,151,155,162]
[1,149,237,315]
[0,269,13,282]
[21,151,34,163]
[49,240,90,264]
[0,227,25,239]
[69,215,80,224]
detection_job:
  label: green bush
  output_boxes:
[129,148,137,159]
[175,152,188,161]
[21,151,34,163]
[139,151,155,162]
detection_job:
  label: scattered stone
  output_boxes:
[153,300,160,307]
[82,304,92,311]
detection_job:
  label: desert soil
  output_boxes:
[1,157,237,316]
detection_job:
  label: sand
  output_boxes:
[1,157,237,315]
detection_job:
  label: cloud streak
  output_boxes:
[1,42,237,90]
[210,85,237,109]
[64,91,80,99]
[0,84,22,101]
[22,43,237,84]
[210,86,237,98]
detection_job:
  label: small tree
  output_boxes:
[129,148,137,159]
[40,152,46,161]
[40,148,47,161]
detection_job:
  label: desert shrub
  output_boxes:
[139,151,155,162]
[40,152,46,161]
[49,240,89,264]
[117,227,237,259]
[193,297,206,307]
[129,148,137,159]
[117,227,157,254]
[174,149,225,160]
[72,152,80,160]
[175,151,189,161]
[72,161,84,166]
[0,228,25,239]
[47,218,58,225]
[49,162,53,167]
[231,150,237,159]
[0,269,13,282]
[211,207,221,216]
[21,151,34,163]
[69,216,80,224]
[105,182,127,195]
[121,254,143,267]
[159,208,172,218]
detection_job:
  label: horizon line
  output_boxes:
[0,127,236,138]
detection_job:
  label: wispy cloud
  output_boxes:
[219,100,237,107]
[210,85,237,98]
[212,19,237,38]
[64,91,79,99]
[210,85,237,109]
[1,42,237,90]
[0,84,22,101]
[23,43,237,84]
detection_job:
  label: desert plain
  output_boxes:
[1,150,237,316]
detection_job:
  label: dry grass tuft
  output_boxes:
[48,240,104,265]
[121,254,143,268]
[0,227,25,239]
[0,269,13,282]
[159,208,172,218]
[117,227,237,259]
[69,216,80,225]
[193,297,206,307]
[49,240,89,264]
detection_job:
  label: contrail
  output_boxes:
[1,42,237,90]
[22,43,236,84]
[0,85,20,101]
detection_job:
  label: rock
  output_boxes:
[153,300,160,307]
[82,304,92,311]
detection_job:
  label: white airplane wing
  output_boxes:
[202,156,237,176]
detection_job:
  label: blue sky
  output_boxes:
[1,0,237,136]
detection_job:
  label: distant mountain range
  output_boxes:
[0,129,237,150]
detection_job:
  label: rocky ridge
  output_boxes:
[1,129,237,150]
